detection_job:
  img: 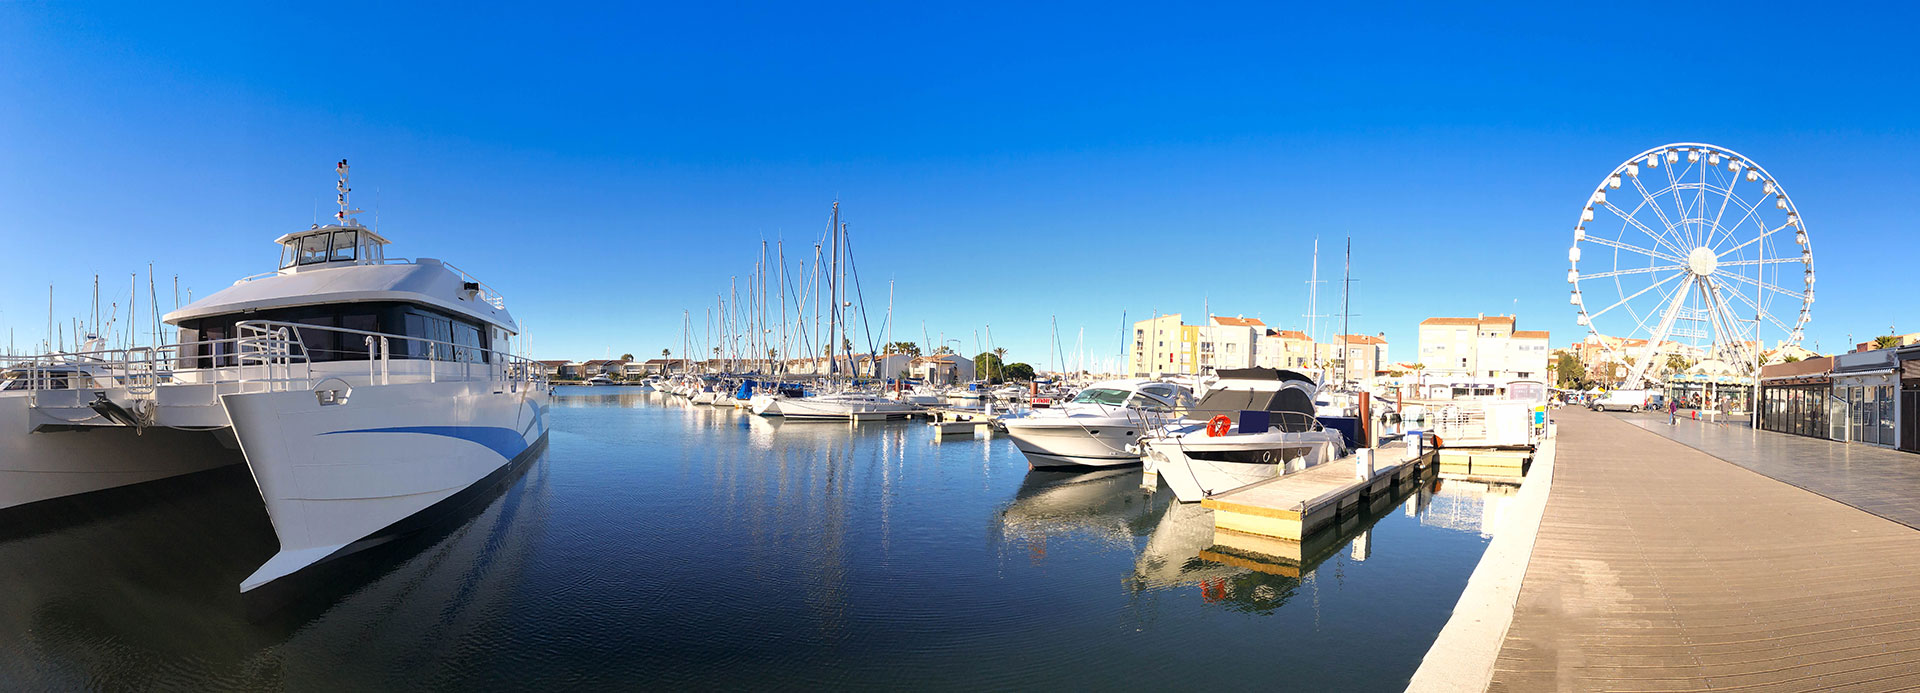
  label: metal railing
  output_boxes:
[1,320,546,403]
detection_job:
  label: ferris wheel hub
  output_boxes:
[1687,246,1718,277]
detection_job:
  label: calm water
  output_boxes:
[0,386,1511,690]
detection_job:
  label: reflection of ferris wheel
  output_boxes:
[1568,143,1812,388]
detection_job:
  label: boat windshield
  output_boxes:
[1072,388,1131,406]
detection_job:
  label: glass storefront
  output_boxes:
[1761,382,1830,439]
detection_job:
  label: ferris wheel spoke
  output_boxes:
[1716,220,1796,258]
[1717,270,1806,302]
[1582,235,1684,265]
[1627,176,1692,254]
[1625,277,1695,387]
[1703,279,1763,366]
[1712,193,1765,255]
[1601,202,1691,260]
[1586,271,1684,321]
[1578,265,1683,281]
[1710,276,1794,337]
[1715,257,1801,268]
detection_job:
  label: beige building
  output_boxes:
[1256,329,1316,370]
[1418,314,1549,381]
[1318,334,1389,385]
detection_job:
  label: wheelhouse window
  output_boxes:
[329,230,358,262]
[176,301,492,367]
[297,234,331,265]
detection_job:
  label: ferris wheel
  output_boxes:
[1568,143,1813,388]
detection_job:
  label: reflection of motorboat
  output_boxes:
[998,468,1155,547]
[1140,368,1346,503]
[1000,379,1192,469]
[1131,498,1237,591]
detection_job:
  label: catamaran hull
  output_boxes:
[0,393,239,513]
[221,380,550,593]
[1002,422,1144,468]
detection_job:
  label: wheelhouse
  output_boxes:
[276,223,389,271]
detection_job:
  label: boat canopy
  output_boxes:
[1214,367,1314,383]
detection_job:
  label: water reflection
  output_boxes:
[0,387,1521,690]
[0,451,552,687]
[996,461,1528,617]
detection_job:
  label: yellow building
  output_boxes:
[1129,313,1204,377]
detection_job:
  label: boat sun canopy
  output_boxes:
[1214,367,1314,382]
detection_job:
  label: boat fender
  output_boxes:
[1206,415,1231,437]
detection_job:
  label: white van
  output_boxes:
[1591,389,1660,413]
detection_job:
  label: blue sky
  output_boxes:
[3,2,1915,366]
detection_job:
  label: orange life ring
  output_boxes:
[1206,415,1232,437]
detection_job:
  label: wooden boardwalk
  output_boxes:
[1491,407,1920,691]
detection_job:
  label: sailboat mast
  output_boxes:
[828,202,841,385]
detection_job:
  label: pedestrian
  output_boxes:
[1717,397,1731,426]
[1668,397,1678,425]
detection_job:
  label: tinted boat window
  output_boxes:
[298,234,330,265]
[329,231,357,262]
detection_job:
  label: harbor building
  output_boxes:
[1319,334,1389,386]
[1129,313,1334,377]
[1416,315,1548,381]
[1201,316,1263,372]
[1256,329,1316,370]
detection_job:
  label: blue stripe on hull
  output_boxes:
[319,425,531,461]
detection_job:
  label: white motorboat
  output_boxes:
[584,374,616,386]
[1138,368,1346,503]
[1000,379,1192,469]
[0,161,553,595]
[887,385,944,407]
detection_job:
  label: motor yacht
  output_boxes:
[0,162,552,595]
[1137,368,1345,503]
[584,374,616,386]
[1000,379,1191,469]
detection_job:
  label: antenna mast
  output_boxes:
[335,159,363,226]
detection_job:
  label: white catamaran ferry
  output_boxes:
[0,161,550,594]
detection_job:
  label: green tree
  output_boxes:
[1783,354,1801,363]
[1664,353,1691,375]
[1555,351,1587,390]
[661,348,671,359]
[1003,362,1035,381]
[887,341,923,357]
[973,352,1005,383]
[1875,335,1901,349]
[621,353,635,361]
